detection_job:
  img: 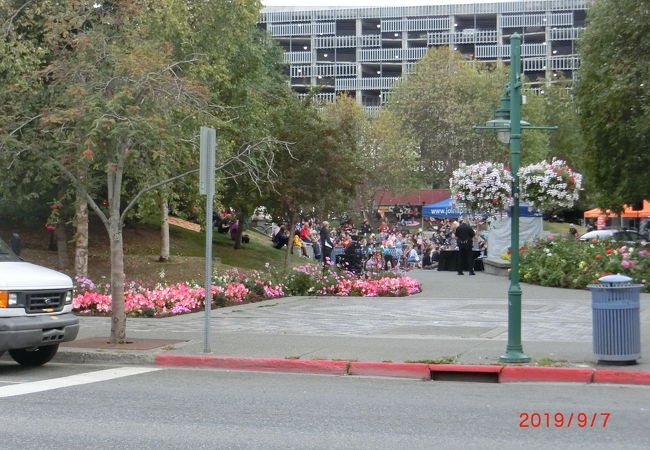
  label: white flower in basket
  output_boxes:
[449,162,513,215]
[518,159,582,211]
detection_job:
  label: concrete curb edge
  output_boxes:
[153,355,650,386]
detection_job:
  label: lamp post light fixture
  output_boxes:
[473,33,557,364]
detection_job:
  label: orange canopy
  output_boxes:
[583,200,650,219]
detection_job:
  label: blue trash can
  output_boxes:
[588,274,642,365]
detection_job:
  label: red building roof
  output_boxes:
[374,190,450,207]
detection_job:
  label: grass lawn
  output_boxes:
[3,219,311,284]
[543,221,585,236]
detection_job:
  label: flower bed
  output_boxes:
[73,265,422,317]
[519,236,649,292]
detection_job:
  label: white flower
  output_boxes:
[518,159,582,211]
[449,161,513,216]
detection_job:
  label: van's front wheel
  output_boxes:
[9,344,59,366]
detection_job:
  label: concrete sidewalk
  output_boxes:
[50,269,650,382]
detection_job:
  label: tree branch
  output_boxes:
[2,0,38,35]
[2,114,43,164]
[50,158,110,231]
[120,168,200,223]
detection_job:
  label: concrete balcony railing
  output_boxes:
[297,92,337,103]
[549,27,585,40]
[284,51,312,64]
[359,47,427,62]
[476,43,547,58]
[500,12,573,28]
[381,17,450,32]
[269,21,335,37]
[522,55,580,71]
[335,77,400,91]
[314,35,382,48]
[291,64,357,78]
[428,30,498,45]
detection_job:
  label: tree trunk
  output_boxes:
[108,160,126,344]
[159,200,170,262]
[109,216,127,344]
[284,213,296,268]
[55,219,69,269]
[74,194,89,278]
[233,205,250,250]
[233,221,243,250]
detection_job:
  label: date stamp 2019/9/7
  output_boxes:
[519,413,610,428]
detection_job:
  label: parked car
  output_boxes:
[579,229,648,244]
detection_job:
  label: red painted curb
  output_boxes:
[592,370,650,385]
[348,362,431,380]
[500,366,594,383]
[429,364,503,373]
[155,354,347,375]
[154,355,650,385]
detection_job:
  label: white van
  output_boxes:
[0,235,79,366]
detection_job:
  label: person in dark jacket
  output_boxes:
[320,221,334,266]
[360,219,372,236]
[272,226,289,249]
[454,218,476,275]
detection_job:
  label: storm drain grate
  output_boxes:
[430,371,499,383]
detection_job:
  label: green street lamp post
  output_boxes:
[474,33,557,363]
[502,32,529,363]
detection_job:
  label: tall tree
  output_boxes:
[386,47,508,188]
[264,94,364,265]
[576,0,650,210]
[540,78,586,175]
[1,0,290,343]
[356,108,420,223]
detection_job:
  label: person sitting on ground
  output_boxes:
[300,220,312,244]
[404,244,421,269]
[342,235,364,274]
[229,219,239,240]
[422,246,440,270]
[228,219,249,244]
[214,211,232,234]
[309,229,322,260]
[272,226,289,249]
[292,230,308,257]
[383,244,400,270]
[365,248,384,273]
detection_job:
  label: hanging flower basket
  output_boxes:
[449,162,513,215]
[518,159,582,211]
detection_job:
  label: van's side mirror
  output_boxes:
[10,233,21,256]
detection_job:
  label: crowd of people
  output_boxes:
[271,212,487,275]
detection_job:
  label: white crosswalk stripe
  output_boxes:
[0,367,160,398]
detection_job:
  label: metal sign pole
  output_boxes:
[200,126,216,354]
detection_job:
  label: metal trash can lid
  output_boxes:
[598,274,632,284]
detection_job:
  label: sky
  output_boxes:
[262,0,514,7]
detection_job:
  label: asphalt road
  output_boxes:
[1,363,649,450]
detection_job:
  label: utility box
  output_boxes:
[588,274,642,364]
